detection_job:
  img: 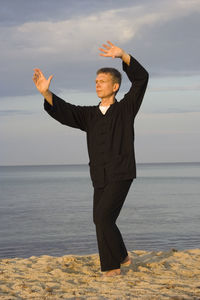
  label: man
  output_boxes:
[33,41,149,276]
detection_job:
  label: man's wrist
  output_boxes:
[121,52,131,66]
[42,90,53,106]
[42,89,51,98]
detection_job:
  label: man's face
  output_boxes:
[95,73,118,99]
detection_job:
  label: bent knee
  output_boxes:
[93,213,113,227]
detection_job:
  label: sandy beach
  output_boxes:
[0,248,200,299]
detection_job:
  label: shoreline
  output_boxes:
[0,249,200,299]
[1,161,200,168]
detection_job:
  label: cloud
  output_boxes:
[149,84,200,92]
[5,1,199,58]
[1,9,140,58]
[4,0,200,62]
[0,0,137,26]
[0,109,35,116]
[0,0,200,98]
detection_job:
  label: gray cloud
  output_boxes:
[0,0,200,98]
[149,84,200,92]
[149,108,200,114]
[0,0,138,26]
[0,109,35,116]
[135,12,200,75]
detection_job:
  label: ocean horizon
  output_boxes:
[1,161,200,167]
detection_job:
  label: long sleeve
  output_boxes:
[121,55,149,117]
[44,93,89,131]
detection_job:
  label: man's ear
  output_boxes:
[113,83,119,93]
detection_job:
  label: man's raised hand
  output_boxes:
[99,41,130,65]
[99,41,124,59]
[32,68,53,95]
[33,68,53,105]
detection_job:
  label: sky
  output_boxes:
[1,0,200,166]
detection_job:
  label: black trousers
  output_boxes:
[93,179,133,272]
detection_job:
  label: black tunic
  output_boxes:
[44,55,149,187]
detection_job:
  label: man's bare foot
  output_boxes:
[121,256,132,266]
[104,269,121,277]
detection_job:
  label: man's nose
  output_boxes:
[96,82,101,88]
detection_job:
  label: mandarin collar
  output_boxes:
[98,99,118,107]
[97,99,118,116]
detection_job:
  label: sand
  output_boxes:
[0,248,200,299]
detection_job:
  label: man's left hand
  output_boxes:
[99,41,124,59]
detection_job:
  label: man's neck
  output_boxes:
[100,95,115,106]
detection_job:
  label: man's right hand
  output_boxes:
[33,69,53,105]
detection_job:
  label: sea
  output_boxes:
[0,162,200,259]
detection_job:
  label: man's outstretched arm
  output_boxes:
[32,68,53,106]
[99,40,130,66]
[32,68,88,131]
